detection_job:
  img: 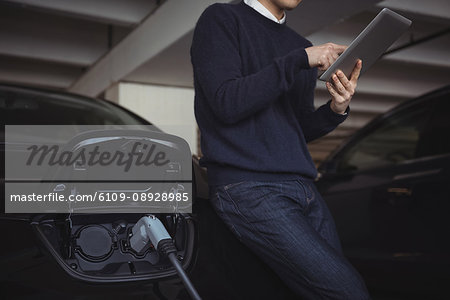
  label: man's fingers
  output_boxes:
[336,70,351,89]
[350,59,362,83]
[331,52,339,63]
[332,73,346,95]
[326,82,338,98]
[333,44,348,55]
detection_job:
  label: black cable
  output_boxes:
[168,252,202,300]
[158,239,202,300]
[130,216,201,300]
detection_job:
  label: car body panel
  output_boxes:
[1,83,297,300]
[317,85,450,296]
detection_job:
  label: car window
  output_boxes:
[337,101,432,172]
[415,94,450,158]
[0,89,145,126]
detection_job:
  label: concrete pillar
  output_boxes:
[107,82,198,156]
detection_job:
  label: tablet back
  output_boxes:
[319,8,412,82]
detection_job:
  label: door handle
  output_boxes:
[387,187,412,206]
[387,187,412,196]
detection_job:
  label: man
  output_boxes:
[191,0,369,298]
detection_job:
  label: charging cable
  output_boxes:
[130,215,201,300]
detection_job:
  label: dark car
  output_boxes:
[0,84,297,300]
[316,85,450,298]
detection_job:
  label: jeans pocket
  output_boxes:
[223,181,246,191]
[212,190,243,241]
[295,179,315,209]
[222,181,271,207]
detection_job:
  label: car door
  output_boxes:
[371,94,450,259]
[316,90,450,292]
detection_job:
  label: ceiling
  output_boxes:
[1,0,449,163]
[0,0,158,88]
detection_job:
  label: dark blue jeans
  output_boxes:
[209,179,370,299]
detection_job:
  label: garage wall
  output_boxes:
[106,82,198,156]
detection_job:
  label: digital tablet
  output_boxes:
[318,8,412,82]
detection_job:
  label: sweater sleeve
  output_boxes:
[291,69,349,142]
[190,5,310,125]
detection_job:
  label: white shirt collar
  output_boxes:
[244,0,286,24]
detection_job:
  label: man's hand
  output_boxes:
[305,43,347,71]
[326,60,362,115]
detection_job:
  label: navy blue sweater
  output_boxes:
[191,1,347,186]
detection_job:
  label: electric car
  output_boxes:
[6,83,447,299]
[0,84,295,300]
[316,85,450,298]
